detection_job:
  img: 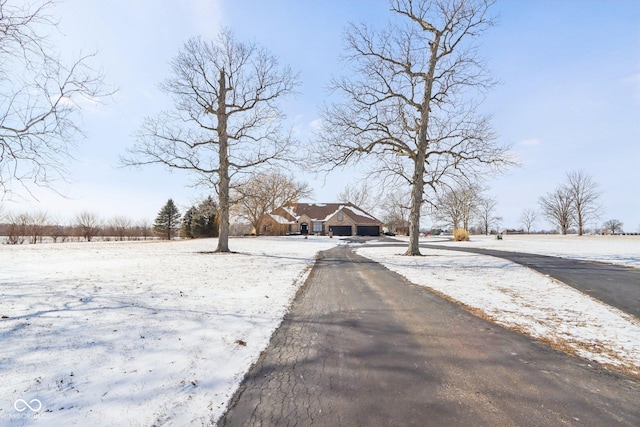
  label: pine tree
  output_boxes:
[153,199,181,240]
[181,207,197,239]
[191,196,219,238]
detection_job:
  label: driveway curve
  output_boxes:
[417,243,640,318]
[217,245,640,426]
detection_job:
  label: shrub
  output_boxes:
[453,228,470,241]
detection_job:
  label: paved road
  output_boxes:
[218,245,640,426]
[417,243,640,318]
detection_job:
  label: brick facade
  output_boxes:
[260,203,382,237]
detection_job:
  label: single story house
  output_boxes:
[261,203,382,236]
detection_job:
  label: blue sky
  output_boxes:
[7,0,640,232]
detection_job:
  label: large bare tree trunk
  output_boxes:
[216,69,231,253]
[406,159,425,255]
[404,30,440,256]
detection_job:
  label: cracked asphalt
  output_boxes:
[217,244,640,426]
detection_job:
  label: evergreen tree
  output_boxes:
[153,199,181,240]
[181,206,197,239]
[178,197,219,239]
[191,196,219,238]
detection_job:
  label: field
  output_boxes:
[1,234,638,425]
[0,237,336,426]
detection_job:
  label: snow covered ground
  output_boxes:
[356,234,640,378]
[1,234,638,426]
[0,237,337,426]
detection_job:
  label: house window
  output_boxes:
[313,221,323,233]
[337,211,343,222]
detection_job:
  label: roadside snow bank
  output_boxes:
[0,236,336,426]
[356,245,640,377]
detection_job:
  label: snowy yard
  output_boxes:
[1,234,639,426]
[0,237,337,426]
[357,234,640,378]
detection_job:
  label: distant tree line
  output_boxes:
[1,194,250,244]
[0,211,153,244]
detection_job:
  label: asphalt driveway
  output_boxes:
[417,242,640,318]
[218,245,640,426]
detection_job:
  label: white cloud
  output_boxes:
[309,118,323,131]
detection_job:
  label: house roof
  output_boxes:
[271,203,381,225]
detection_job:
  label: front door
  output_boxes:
[300,223,309,235]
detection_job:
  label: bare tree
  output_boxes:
[4,210,48,244]
[48,219,68,243]
[4,212,28,244]
[26,210,48,243]
[110,216,132,241]
[379,187,411,234]
[566,170,602,236]
[602,219,623,235]
[233,170,311,236]
[0,0,111,195]
[539,187,573,235]
[476,195,500,235]
[520,208,538,234]
[136,219,152,240]
[312,0,513,255]
[75,211,101,242]
[432,183,481,231]
[338,182,377,214]
[123,30,299,252]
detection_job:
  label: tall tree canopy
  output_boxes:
[124,29,299,252]
[312,0,514,255]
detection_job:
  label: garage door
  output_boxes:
[356,226,380,236]
[329,225,352,236]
